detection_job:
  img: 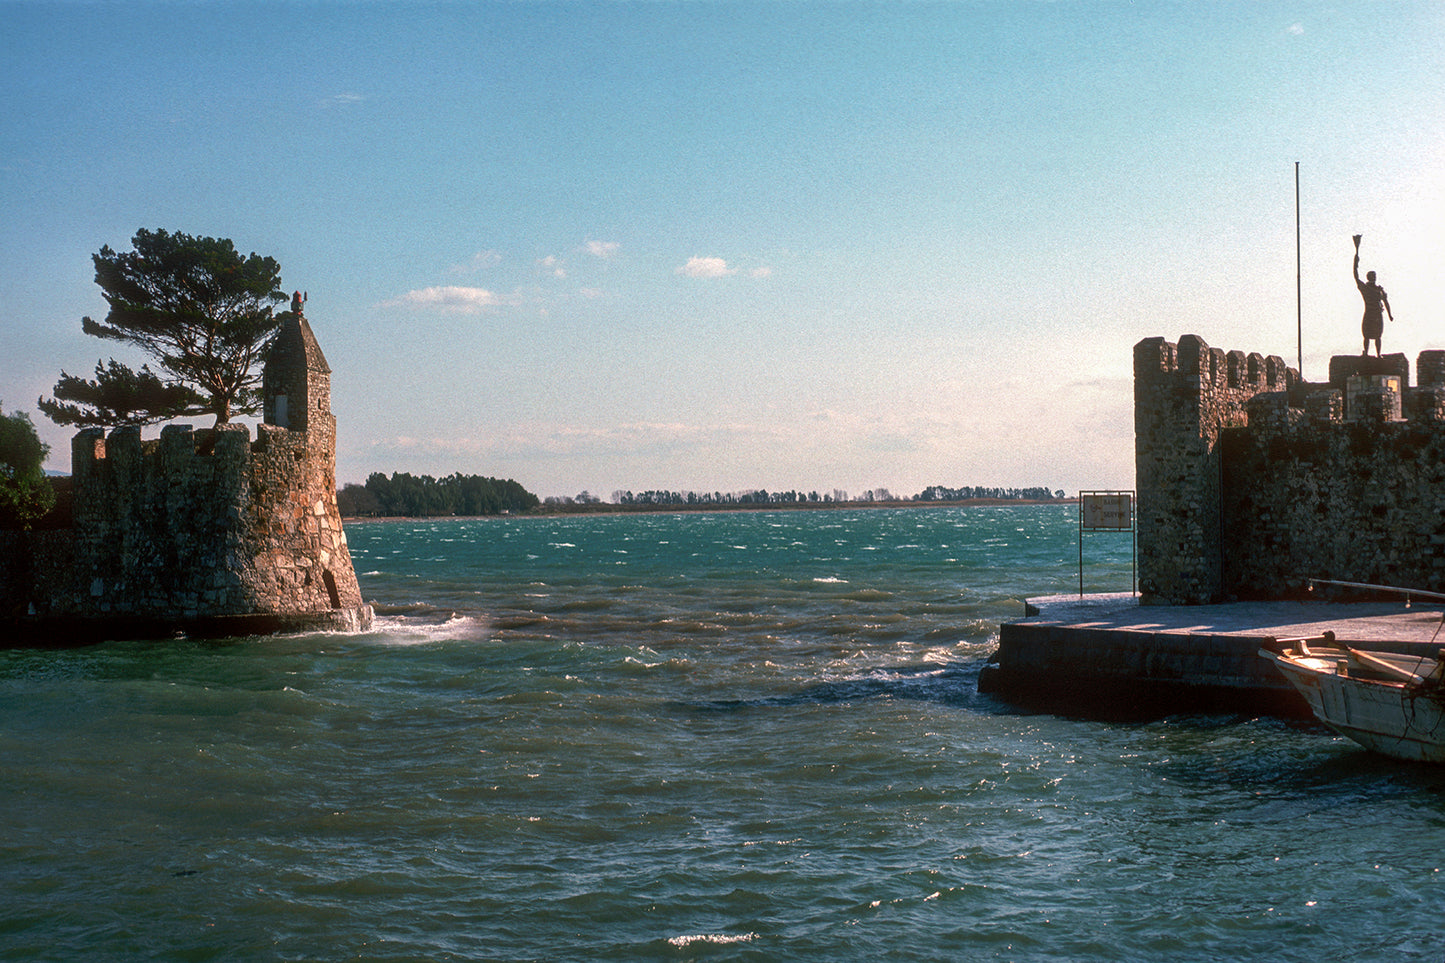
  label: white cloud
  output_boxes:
[538,255,566,278]
[1288,22,1304,35]
[384,285,503,312]
[450,249,502,274]
[677,256,735,278]
[584,240,620,258]
[750,266,773,278]
[319,92,364,108]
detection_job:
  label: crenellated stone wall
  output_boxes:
[2,303,371,641]
[1137,335,1445,604]
[1220,351,1445,599]
[1134,335,1299,604]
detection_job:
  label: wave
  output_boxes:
[368,611,490,644]
[684,661,983,713]
[839,588,893,602]
[667,932,757,948]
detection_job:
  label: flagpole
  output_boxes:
[1300,161,1312,375]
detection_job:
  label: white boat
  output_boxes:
[1263,634,1445,763]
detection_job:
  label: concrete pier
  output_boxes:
[979,593,1445,718]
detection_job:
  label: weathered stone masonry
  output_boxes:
[1,306,372,639]
[979,334,1445,715]
[1137,334,1445,605]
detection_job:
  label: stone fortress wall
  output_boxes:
[1,301,371,639]
[1136,334,1445,605]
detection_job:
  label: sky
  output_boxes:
[2,1,1443,501]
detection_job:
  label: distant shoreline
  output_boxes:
[343,497,1077,523]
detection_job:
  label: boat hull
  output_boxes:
[1266,649,1445,763]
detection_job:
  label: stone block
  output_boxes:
[1418,350,1445,387]
[1306,389,1343,424]
[1329,352,1409,388]
[1346,374,1403,423]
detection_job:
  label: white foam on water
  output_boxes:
[667,932,757,948]
[368,613,488,645]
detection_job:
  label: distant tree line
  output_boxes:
[605,486,1064,507]
[914,485,1064,502]
[338,472,539,517]
[339,477,1064,517]
[610,489,842,507]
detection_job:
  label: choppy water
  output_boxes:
[3,505,1443,961]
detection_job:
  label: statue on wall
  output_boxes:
[1353,235,1393,357]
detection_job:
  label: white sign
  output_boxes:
[1081,493,1132,531]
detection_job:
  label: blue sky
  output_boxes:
[3,2,1442,499]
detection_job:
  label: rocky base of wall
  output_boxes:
[0,604,373,647]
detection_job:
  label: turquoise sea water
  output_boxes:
[3,505,1443,961]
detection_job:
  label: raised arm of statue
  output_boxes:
[1353,249,1363,287]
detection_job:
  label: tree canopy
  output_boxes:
[338,473,540,517]
[0,403,56,529]
[63,228,287,426]
[37,359,208,429]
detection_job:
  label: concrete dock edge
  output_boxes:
[980,593,1445,718]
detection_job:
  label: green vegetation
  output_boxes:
[340,475,1066,518]
[914,485,1064,501]
[606,485,1064,508]
[0,403,56,529]
[608,489,835,508]
[38,359,206,429]
[42,229,286,428]
[338,473,540,517]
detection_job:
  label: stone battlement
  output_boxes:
[1137,335,1445,605]
[69,421,323,510]
[1134,335,1297,394]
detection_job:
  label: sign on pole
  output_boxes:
[1081,492,1132,531]
[1078,491,1135,596]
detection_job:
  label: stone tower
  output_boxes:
[1134,335,1297,604]
[264,291,334,448]
[248,292,367,626]
[0,291,372,641]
